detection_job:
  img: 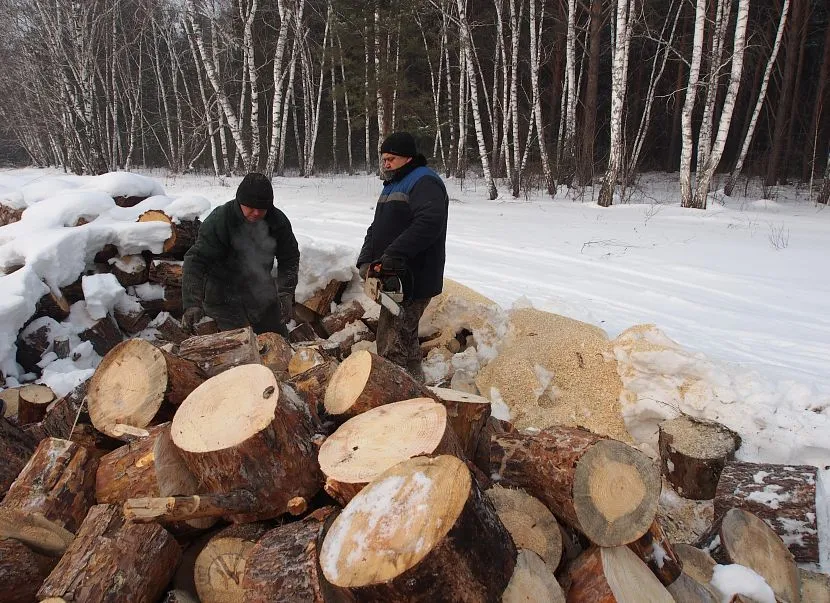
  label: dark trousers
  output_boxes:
[376,297,431,383]
[210,301,288,336]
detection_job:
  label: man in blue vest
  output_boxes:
[357,132,449,383]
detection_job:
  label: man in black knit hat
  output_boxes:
[358,132,449,382]
[181,172,300,336]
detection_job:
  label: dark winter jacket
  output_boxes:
[357,156,449,300]
[182,200,300,327]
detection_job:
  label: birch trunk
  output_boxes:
[266,1,292,176]
[529,0,553,195]
[242,0,261,169]
[336,34,354,174]
[680,0,708,208]
[696,0,732,173]
[509,0,521,196]
[560,0,577,186]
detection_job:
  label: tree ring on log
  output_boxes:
[323,349,375,414]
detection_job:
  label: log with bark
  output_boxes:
[79,314,124,356]
[714,460,819,563]
[671,544,720,603]
[567,545,674,602]
[318,398,463,505]
[288,345,327,377]
[0,386,20,419]
[0,202,23,226]
[0,507,74,556]
[178,326,261,377]
[473,416,516,476]
[138,210,200,259]
[429,386,491,459]
[38,380,89,440]
[0,537,57,603]
[17,383,56,425]
[288,322,320,344]
[108,254,149,287]
[658,415,740,500]
[323,350,433,420]
[114,302,152,334]
[0,416,38,495]
[153,312,189,344]
[140,285,184,317]
[503,549,565,603]
[53,335,70,359]
[627,519,682,587]
[286,359,340,427]
[320,455,517,601]
[194,522,272,603]
[194,317,219,335]
[321,300,366,337]
[300,280,346,317]
[16,320,55,373]
[2,437,97,532]
[37,504,181,603]
[257,331,295,380]
[113,195,149,207]
[88,338,205,439]
[35,288,71,321]
[69,423,123,460]
[491,426,660,547]
[149,259,184,288]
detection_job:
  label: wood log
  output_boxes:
[124,491,259,523]
[171,364,321,521]
[566,545,674,602]
[53,335,70,359]
[503,549,565,603]
[114,303,152,334]
[665,572,719,603]
[0,386,21,419]
[673,543,716,584]
[0,202,23,225]
[473,415,515,476]
[194,522,272,603]
[323,350,433,420]
[88,339,205,438]
[325,321,375,361]
[178,326,261,377]
[321,300,366,337]
[301,280,346,317]
[149,259,184,288]
[0,416,38,495]
[60,277,86,305]
[140,285,183,317]
[658,415,740,500]
[287,359,340,425]
[39,379,89,440]
[288,322,320,344]
[627,519,682,586]
[2,437,97,532]
[0,507,74,557]
[108,254,149,287]
[16,320,54,373]
[37,504,181,603]
[164,589,200,603]
[113,194,148,207]
[319,398,463,505]
[257,331,294,380]
[428,386,491,459]
[289,345,326,376]
[17,384,56,425]
[36,289,71,321]
[0,537,56,603]
[799,568,830,603]
[194,317,219,335]
[714,461,818,563]
[320,455,516,601]
[78,314,123,356]
[138,210,200,259]
[153,312,188,344]
[68,423,123,460]
[491,426,660,547]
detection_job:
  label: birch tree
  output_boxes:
[679,0,708,208]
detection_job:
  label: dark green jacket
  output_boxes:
[182,200,300,327]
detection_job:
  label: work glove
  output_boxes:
[181,307,204,334]
[278,291,295,324]
[380,254,406,276]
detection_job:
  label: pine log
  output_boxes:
[567,545,674,602]
[627,519,682,586]
[473,416,516,476]
[114,303,152,334]
[113,195,148,207]
[257,331,295,380]
[0,202,23,226]
[178,326,261,377]
[78,314,123,356]
[666,572,720,603]
[0,386,21,419]
[60,277,86,305]
[301,280,346,317]
[88,339,205,438]
[428,386,491,459]
[714,461,818,563]
[124,491,259,523]
[194,522,272,603]
[673,543,716,584]
[319,398,463,505]
[503,549,565,603]
[35,380,87,440]
[799,568,830,603]
[171,364,321,521]
[149,259,184,288]
[288,322,320,344]
[491,426,660,547]
[658,415,740,500]
[289,345,326,376]
[154,312,188,344]
[323,350,434,420]
[69,423,123,460]
[37,504,181,603]
[17,384,56,425]
[53,335,70,359]
[140,285,184,317]
[108,254,149,287]
[320,455,516,601]
[138,210,200,259]
[16,320,54,373]
[0,537,56,603]
[2,438,97,532]
[36,289,71,321]
[321,300,366,337]
[194,317,219,335]
[0,416,38,495]
[287,359,340,426]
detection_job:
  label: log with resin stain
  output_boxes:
[491,426,660,547]
[566,545,674,602]
[17,384,56,425]
[195,522,273,603]
[319,398,463,505]
[0,416,38,495]
[428,386,491,459]
[320,455,516,601]
[178,326,261,377]
[503,549,565,603]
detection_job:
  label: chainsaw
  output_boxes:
[364,262,404,316]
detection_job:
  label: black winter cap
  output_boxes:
[236,173,274,209]
[380,132,418,158]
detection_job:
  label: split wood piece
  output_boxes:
[178,326,261,377]
[799,568,830,603]
[88,339,205,439]
[289,345,327,377]
[0,537,56,603]
[491,426,660,547]
[301,279,346,317]
[486,485,562,572]
[171,364,321,521]
[257,331,294,380]
[567,545,674,602]
[323,349,434,420]
[149,259,184,287]
[0,202,23,226]
[714,461,819,563]
[53,335,70,359]
[140,285,183,317]
[665,572,720,603]
[108,254,149,287]
[321,300,365,337]
[37,504,181,603]
[503,549,565,603]
[78,314,123,356]
[0,416,38,495]
[658,415,740,500]
[0,386,21,419]
[114,304,152,334]
[700,508,801,603]
[155,312,188,344]
[138,210,200,258]
[17,383,56,425]
[2,437,97,533]
[320,455,516,600]
[288,322,320,344]
[673,543,716,585]
[286,359,340,427]
[0,508,74,556]
[194,317,218,335]
[429,386,491,459]
[36,289,70,321]
[318,398,463,505]
[195,522,272,603]
[124,491,259,523]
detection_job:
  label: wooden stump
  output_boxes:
[0,417,38,495]
[288,345,326,377]
[491,426,660,547]
[79,314,123,356]
[37,504,181,603]
[319,398,463,505]
[658,415,739,500]
[138,210,200,259]
[178,327,261,377]
[324,350,433,420]
[320,455,516,601]
[321,300,365,337]
[286,359,340,426]
[149,259,184,288]
[503,549,565,603]
[567,545,673,602]
[195,522,272,603]
[627,519,682,586]
[88,339,205,438]
[2,437,97,532]
[301,280,346,316]
[17,384,56,425]
[53,335,70,359]
[171,364,321,521]
[486,485,562,572]
[0,538,56,603]
[714,461,818,563]
[109,254,149,287]
[429,386,491,459]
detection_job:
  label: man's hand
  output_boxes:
[182,307,204,334]
[380,254,406,275]
[278,292,295,324]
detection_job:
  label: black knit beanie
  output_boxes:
[380,132,418,158]
[236,173,274,209]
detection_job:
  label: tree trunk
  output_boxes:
[802,21,830,184]
[567,545,674,601]
[195,521,272,603]
[529,0,553,195]
[680,0,708,207]
[581,0,603,183]
[177,326,261,377]
[0,417,38,495]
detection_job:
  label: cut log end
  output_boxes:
[195,523,270,603]
[568,546,674,602]
[288,346,325,377]
[502,549,564,603]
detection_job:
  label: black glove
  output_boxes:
[182,307,204,334]
[358,263,370,280]
[380,254,406,275]
[278,291,295,324]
